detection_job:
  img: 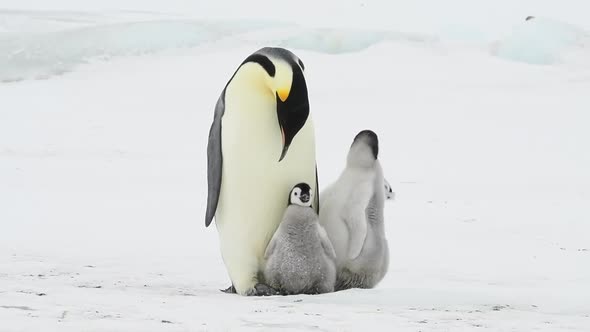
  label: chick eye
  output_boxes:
[295,192,298,196]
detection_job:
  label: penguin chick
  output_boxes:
[319,130,389,290]
[264,183,337,295]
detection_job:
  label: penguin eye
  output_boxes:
[295,192,298,196]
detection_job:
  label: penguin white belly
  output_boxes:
[216,90,316,295]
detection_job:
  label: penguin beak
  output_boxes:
[278,127,290,162]
[277,86,290,161]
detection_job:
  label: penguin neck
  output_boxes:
[346,145,377,169]
[342,164,376,182]
[340,160,385,206]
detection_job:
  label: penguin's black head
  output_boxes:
[289,182,313,207]
[238,47,309,162]
[347,129,379,168]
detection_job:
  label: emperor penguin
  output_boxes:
[319,130,389,290]
[264,183,336,295]
[205,47,319,296]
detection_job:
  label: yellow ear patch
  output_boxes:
[277,88,290,102]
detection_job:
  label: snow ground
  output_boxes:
[1,4,590,332]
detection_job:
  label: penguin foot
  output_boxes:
[248,283,280,296]
[220,285,237,294]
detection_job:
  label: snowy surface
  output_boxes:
[1,2,590,331]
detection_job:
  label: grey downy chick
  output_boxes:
[319,130,389,290]
[264,183,337,295]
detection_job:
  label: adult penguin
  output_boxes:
[205,47,319,296]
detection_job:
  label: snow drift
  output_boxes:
[492,16,590,65]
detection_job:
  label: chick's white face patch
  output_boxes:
[290,187,313,207]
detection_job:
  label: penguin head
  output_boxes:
[289,182,313,208]
[347,130,379,168]
[234,47,309,162]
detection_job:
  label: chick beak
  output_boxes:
[300,194,310,203]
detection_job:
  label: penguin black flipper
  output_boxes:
[205,91,225,227]
[315,164,320,214]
